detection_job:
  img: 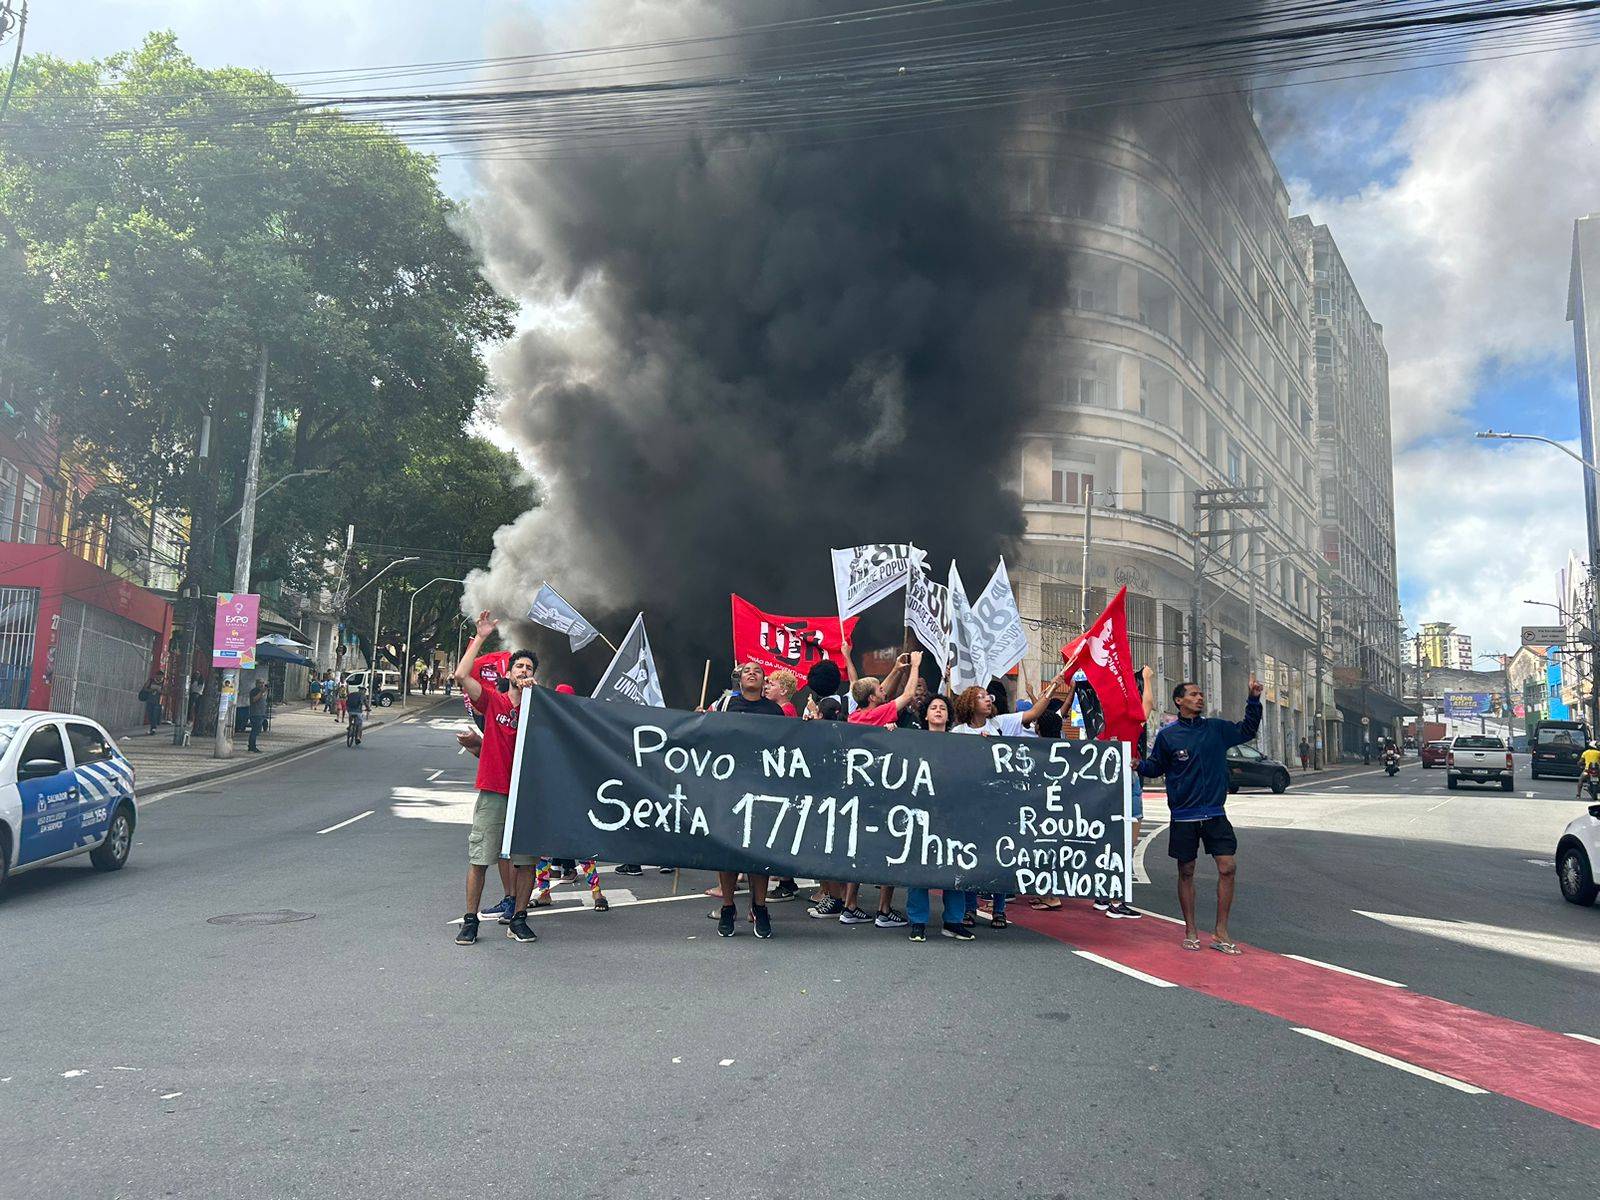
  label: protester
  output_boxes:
[713,661,785,939]
[838,650,924,927]
[1137,676,1263,954]
[1095,665,1154,920]
[454,726,524,925]
[763,668,800,717]
[246,679,267,753]
[904,694,972,942]
[138,671,165,735]
[451,611,539,946]
[803,658,850,916]
[951,672,1060,737]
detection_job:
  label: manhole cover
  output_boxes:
[206,910,316,926]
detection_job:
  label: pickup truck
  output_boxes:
[1446,734,1514,792]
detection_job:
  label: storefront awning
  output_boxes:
[255,642,314,668]
[1334,687,1418,724]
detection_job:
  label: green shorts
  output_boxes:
[468,790,535,867]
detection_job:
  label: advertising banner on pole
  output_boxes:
[211,593,260,670]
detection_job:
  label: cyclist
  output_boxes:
[346,683,371,747]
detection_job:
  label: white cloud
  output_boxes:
[1394,439,1586,653]
[1293,52,1600,448]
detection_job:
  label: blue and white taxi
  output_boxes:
[0,709,137,890]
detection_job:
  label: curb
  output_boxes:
[136,699,454,799]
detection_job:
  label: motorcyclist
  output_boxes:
[1382,739,1399,775]
[1578,741,1600,800]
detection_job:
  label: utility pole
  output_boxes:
[0,1,28,126]
[214,345,268,759]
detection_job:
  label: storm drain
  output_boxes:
[206,911,316,926]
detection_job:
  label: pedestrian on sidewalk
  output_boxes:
[187,672,206,732]
[309,675,322,711]
[246,680,267,752]
[139,671,165,735]
[1137,676,1262,956]
[1298,736,1311,772]
[452,611,538,946]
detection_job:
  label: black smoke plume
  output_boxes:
[464,1,1236,696]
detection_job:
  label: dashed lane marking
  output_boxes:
[1282,954,1406,988]
[317,810,373,834]
[1292,1028,1487,1095]
[1073,950,1176,988]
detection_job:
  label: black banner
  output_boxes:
[506,688,1133,900]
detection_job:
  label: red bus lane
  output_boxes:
[1005,901,1600,1131]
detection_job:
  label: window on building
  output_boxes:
[0,460,16,542]
[1051,463,1095,505]
[17,479,41,545]
[1227,442,1242,483]
[1063,356,1109,407]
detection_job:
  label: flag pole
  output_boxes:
[697,659,712,710]
[596,630,620,654]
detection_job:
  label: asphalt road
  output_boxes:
[1,719,1596,1199]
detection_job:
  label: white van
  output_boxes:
[342,669,402,706]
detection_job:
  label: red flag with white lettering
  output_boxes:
[1060,587,1146,744]
[731,594,859,678]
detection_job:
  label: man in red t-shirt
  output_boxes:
[452,611,539,946]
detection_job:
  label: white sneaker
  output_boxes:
[838,906,873,925]
[874,909,908,928]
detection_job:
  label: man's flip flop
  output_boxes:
[1182,936,1203,951]
[1210,940,1242,956]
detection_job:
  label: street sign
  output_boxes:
[1521,624,1565,646]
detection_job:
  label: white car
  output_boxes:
[0,709,137,890]
[1557,804,1600,907]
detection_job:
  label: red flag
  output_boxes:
[1060,587,1146,744]
[732,594,859,677]
[472,651,510,690]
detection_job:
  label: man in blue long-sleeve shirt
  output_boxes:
[1138,676,1263,955]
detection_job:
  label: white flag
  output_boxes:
[830,543,926,620]
[527,583,601,652]
[904,563,952,660]
[972,558,1030,680]
[591,614,665,707]
[946,562,987,692]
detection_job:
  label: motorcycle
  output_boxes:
[1383,750,1399,777]
[1582,766,1599,803]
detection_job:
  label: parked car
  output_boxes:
[1420,740,1451,769]
[1446,734,1514,791]
[1530,719,1590,779]
[1556,803,1600,906]
[342,669,402,707]
[1226,744,1291,794]
[0,710,137,891]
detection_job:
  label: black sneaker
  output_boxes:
[874,908,908,928]
[1093,900,1111,911]
[717,905,738,937]
[807,897,845,919]
[838,906,873,925]
[658,865,676,874]
[941,923,976,941]
[615,864,644,876]
[479,894,515,923]
[752,905,772,938]
[506,912,537,942]
[908,923,927,942]
[1106,902,1143,919]
[455,914,480,944]
[768,880,800,902]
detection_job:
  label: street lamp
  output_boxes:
[214,469,330,535]
[345,556,418,698]
[1476,430,1600,476]
[402,577,461,707]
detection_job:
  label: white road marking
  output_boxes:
[160,1091,183,1100]
[1072,950,1176,987]
[1566,1032,1600,1047]
[317,810,374,834]
[112,1066,142,1072]
[1134,908,1186,925]
[719,1059,736,1067]
[1292,1028,1486,1094]
[1282,954,1406,988]
[60,1070,85,1078]
[1354,910,1600,976]
[1133,823,1166,886]
[427,769,443,781]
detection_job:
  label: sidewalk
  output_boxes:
[117,699,453,795]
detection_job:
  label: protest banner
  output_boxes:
[592,614,665,707]
[527,583,607,652]
[505,687,1133,899]
[731,595,860,677]
[830,544,926,620]
[972,558,1029,679]
[903,564,951,660]
[1060,587,1146,744]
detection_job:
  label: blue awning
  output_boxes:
[255,642,314,668]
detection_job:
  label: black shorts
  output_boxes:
[1167,814,1238,863]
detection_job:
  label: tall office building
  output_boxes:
[1003,95,1327,761]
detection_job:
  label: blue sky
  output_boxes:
[24,4,1599,653]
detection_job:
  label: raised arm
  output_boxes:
[1221,677,1265,747]
[841,636,860,687]
[1141,665,1158,721]
[891,651,924,712]
[1019,667,1068,726]
[453,610,497,703]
